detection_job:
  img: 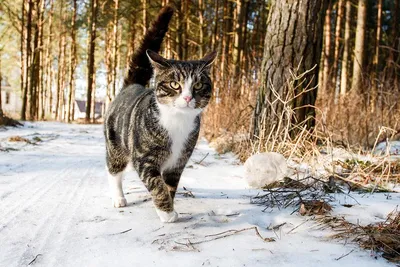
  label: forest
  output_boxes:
[1,1,400,265]
[0,0,399,153]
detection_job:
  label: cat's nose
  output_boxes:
[183,96,192,103]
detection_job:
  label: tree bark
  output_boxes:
[333,0,344,103]
[351,0,367,93]
[0,50,3,117]
[320,0,332,95]
[252,0,327,140]
[86,0,98,123]
[67,0,77,122]
[21,0,33,120]
[340,0,351,96]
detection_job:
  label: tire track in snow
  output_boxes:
[0,156,54,200]
[0,159,80,231]
[15,161,100,266]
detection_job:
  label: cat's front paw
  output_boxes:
[112,197,127,208]
[155,209,178,223]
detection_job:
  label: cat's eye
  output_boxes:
[170,81,181,90]
[193,83,203,90]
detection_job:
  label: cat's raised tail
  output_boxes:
[123,6,174,87]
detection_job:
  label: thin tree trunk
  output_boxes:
[351,0,367,93]
[333,0,344,103]
[105,27,112,109]
[86,0,98,122]
[20,0,25,109]
[111,0,119,103]
[232,0,246,84]
[21,0,33,120]
[55,11,66,121]
[142,0,147,35]
[198,0,204,58]
[44,0,54,117]
[210,0,219,53]
[340,0,351,96]
[370,0,382,112]
[320,0,332,95]
[67,0,77,122]
[0,51,3,117]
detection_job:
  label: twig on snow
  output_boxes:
[110,228,132,235]
[183,226,275,245]
[28,254,42,265]
[194,153,209,165]
[335,249,355,261]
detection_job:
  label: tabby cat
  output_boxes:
[104,6,216,223]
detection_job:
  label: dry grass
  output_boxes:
[317,210,400,263]
[202,66,400,189]
[8,136,31,143]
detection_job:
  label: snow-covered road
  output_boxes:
[0,122,398,267]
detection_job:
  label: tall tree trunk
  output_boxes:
[340,0,351,96]
[21,0,33,120]
[28,0,43,120]
[333,0,344,103]
[67,0,77,122]
[232,0,246,83]
[210,0,219,53]
[198,0,204,58]
[320,0,332,95]
[111,0,119,102]
[105,27,112,109]
[20,0,25,113]
[351,0,367,93]
[252,0,327,140]
[142,0,147,35]
[44,0,54,118]
[220,0,233,87]
[370,0,382,112]
[388,0,399,80]
[86,0,98,122]
[55,8,66,121]
[0,51,3,117]
[38,0,45,120]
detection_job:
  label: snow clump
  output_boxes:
[244,152,288,188]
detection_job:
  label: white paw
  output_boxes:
[112,197,127,208]
[155,208,178,223]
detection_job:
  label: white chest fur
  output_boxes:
[157,104,201,172]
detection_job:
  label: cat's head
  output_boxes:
[146,50,217,111]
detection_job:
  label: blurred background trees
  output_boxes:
[0,0,399,150]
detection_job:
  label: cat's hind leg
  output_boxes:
[106,153,128,208]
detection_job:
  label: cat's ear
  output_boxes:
[146,50,169,69]
[201,51,217,69]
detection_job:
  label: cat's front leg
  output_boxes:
[162,169,183,199]
[140,168,178,223]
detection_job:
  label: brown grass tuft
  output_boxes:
[318,210,400,263]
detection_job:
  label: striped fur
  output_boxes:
[104,6,216,222]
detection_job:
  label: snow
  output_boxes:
[375,141,400,156]
[0,122,399,267]
[244,152,287,188]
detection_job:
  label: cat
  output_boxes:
[103,6,216,223]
